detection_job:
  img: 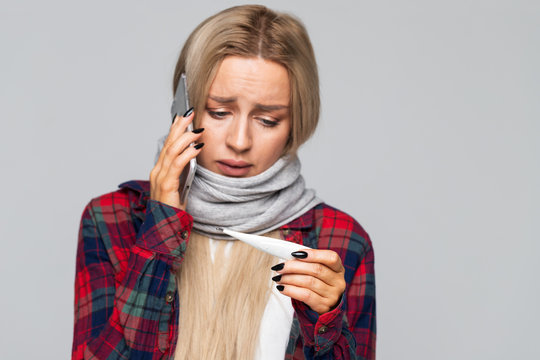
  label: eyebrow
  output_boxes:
[208,95,289,111]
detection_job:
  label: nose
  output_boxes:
[225,116,252,153]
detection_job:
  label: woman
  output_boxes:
[72,5,375,360]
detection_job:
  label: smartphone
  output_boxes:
[171,73,197,204]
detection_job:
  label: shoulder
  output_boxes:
[82,180,150,222]
[310,203,373,258]
[77,180,150,274]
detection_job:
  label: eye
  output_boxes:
[258,118,279,127]
[207,110,230,120]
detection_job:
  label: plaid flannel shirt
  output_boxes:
[72,180,376,359]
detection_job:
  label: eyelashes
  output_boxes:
[206,109,280,128]
[260,118,279,127]
[207,110,229,120]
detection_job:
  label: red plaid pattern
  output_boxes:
[72,180,376,359]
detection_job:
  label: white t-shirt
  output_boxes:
[209,239,295,360]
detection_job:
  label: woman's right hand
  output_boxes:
[150,109,204,210]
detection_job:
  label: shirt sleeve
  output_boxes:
[292,228,376,359]
[72,198,192,359]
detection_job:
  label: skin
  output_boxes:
[274,250,346,315]
[150,55,345,314]
[196,56,291,177]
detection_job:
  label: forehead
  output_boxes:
[208,56,290,105]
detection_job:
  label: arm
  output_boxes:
[72,197,192,359]
[278,216,376,359]
[347,244,376,358]
[290,243,375,360]
[72,105,202,359]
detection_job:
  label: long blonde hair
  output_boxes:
[172,5,319,358]
[173,4,320,154]
[174,232,279,359]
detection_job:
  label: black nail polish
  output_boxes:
[272,274,282,282]
[271,263,284,271]
[291,251,308,259]
[183,107,194,117]
[194,142,204,150]
[276,285,285,291]
[192,127,204,134]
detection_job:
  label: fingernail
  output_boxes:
[192,127,204,134]
[276,285,285,291]
[271,263,284,271]
[291,251,308,259]
[183,107,194,117]
[194,142,204,150]
[272,274,282,282]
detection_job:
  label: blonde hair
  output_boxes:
[175,232,279,360]
[173,4,320,154]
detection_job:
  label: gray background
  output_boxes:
[1,0,538,358]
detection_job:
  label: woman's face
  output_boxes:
[196,56,291,177]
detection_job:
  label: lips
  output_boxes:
[217,159,253,177]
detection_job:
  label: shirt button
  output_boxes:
[180,230,189,240]
[282,228,291,236]
[318,325,328,334]
[165,292,174,303]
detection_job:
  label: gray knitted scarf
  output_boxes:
[186,155,322,239]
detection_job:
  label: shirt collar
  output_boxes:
[281,207,314,230]
[117,179,314,229]
[118,180,151,211]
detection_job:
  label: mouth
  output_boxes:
[216,159,253,177]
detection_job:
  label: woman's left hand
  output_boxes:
[272,250,346,315]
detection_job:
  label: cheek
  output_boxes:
[197,115,220,146]
[200,126,223,150]
[262,128,291,161]
[194,116,213,166]
[196,114,209,131]
[273,124,291,151]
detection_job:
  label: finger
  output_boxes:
[156,111,195,166]
[161,143,204,189]
[275,260,335,286]
[275,273,331,299]
[159,130,203,175]
[167,111,194,145]
[153,127,200,197]
[291,249,344,273]
[155,118,182,168]
[276,284,334,315]
[152,143,202,207]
